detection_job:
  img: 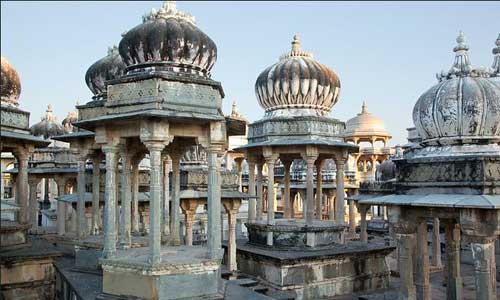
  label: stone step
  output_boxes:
[263,289,296,300]
[251,284,269,293]
[231,278,259,287]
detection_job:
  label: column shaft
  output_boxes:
[29,180,39,230]
[416,219,431,300]
[360,205,368,243]
[432,218,442,268]
[305,159,315,224]
[131,160,140,233]
[77,158,86,239]
[92,157,101,235]
[471,238,497,300]
[17,155,29,224]
[398,233,417,300]
[56,179,66,236]
[247,160,256,222]
[207,150,221,259]
[315,160,323,219]
[445,222,462,300]
[266,159,275,246]
[283,161,292,219]
[119,151,132,248]
[103,148,118,259]
[228,210,237,271]
[162,159,170,236]
[170,156,181,245]
[256,163,263,221]
[335,160,345,224]
[147,145,163,265]
[185,212,195,246]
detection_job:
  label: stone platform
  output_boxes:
[246,219,345,249]
[232,240,394,300]
[99,246,223,300]
[0,220,30,249]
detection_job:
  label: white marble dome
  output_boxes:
[345,102,390,138]
[255,35,340,117]
[412,32,500,145]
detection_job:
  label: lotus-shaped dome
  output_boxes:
[30,105,65,139]
[1,56,21,107]
[118,1,217,77]
[413,32,500,145]
[255,35,340,117]
[345,102,390,138]
[85,46,126,99]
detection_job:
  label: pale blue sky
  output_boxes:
[2,1,499,144]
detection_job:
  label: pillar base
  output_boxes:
[100,246,222,300]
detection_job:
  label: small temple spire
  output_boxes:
[491,33,500,76]
[449,31,473,76]
[163,1,176,12]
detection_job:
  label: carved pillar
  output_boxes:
[348,198,357,235]
[55,177,67,236]
[28,177,40,230]
[264,155,276,246]
[131,157,140,233]
[235,158,244,192]
[170,155,181,245]
[416,218,431,300]
[315,160,324,219]
[145,142,165,265]
[223,199,242,272]
[162,158,170,237]
[445,222,462,300]
[91,155,101,235]
[358,204,369,243]
[256,162,263,221]
[334,158,345,225]
[207,148,222,259]
[304,157,316,224]
[247,159,256,222]
[470,236,497,300]
[431,218,442,269]
[119,147,132,249]
[76,156,87,239]
[102,146,118,259]
[180,199,199,246]
[283,160,292,219]
[15,152,29,224]
[398,233,417,300]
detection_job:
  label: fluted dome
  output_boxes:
[255,35,341,117]
[345,102,390,138]
[1,56,21,107]
[30,105,65,139]
[118,1,217,77]
[85,46,126,99]
[413,32,500,145]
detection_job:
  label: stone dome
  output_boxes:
[1,56,21,107]
[413,32,500,145]
[85,46,126,99]
[30,105,65,139]
[118,1,217,77]
[376,160,396,181]
[345,102,390,138]
[255,35,341,117]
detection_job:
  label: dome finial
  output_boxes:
[449,31,472,76]
[361,101,368,114]
[143,0,195,24]
[291,35,301,53]
[491,33,500,77]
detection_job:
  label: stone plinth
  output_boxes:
[99,246,222,300]
[246,219,345,249]
[232,240,393,300]
[0,221,30,249]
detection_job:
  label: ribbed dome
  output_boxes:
[1,56,21,107]
[30,105,65,139]
[413,32,500,145]
[118,1,217,77]
[255,35,341,117]
[85,46,126,99]
[345,102,390,138]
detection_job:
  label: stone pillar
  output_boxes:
[55,177,67,236]
[145,143,165,265]
[16,152,29,224]
[358,204,369,243]
[28,178,40,230]
[431,218,442,269]
[91,156,101,235]
[170,155,181,245]
[119,148,132,249]
[398,233,417,300]
[416,218,431,300]
[445,222,462,300]
[470,236,497,300]
[315,160,324,220]
[304,157,316,224]
[235,158,244,192]
[223,200,242,272]
[247,159,256,223]
[184,211,195,246]
[162,158,170,237]
[207,149,222,259]
[256,162,263,221]
[283,160,292,219]
[76,157,87,239]
[102,146,118,259]
[348,199,356,235]
[264,156,276,246]
[131,157,140,233]
[334,158,345,224]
